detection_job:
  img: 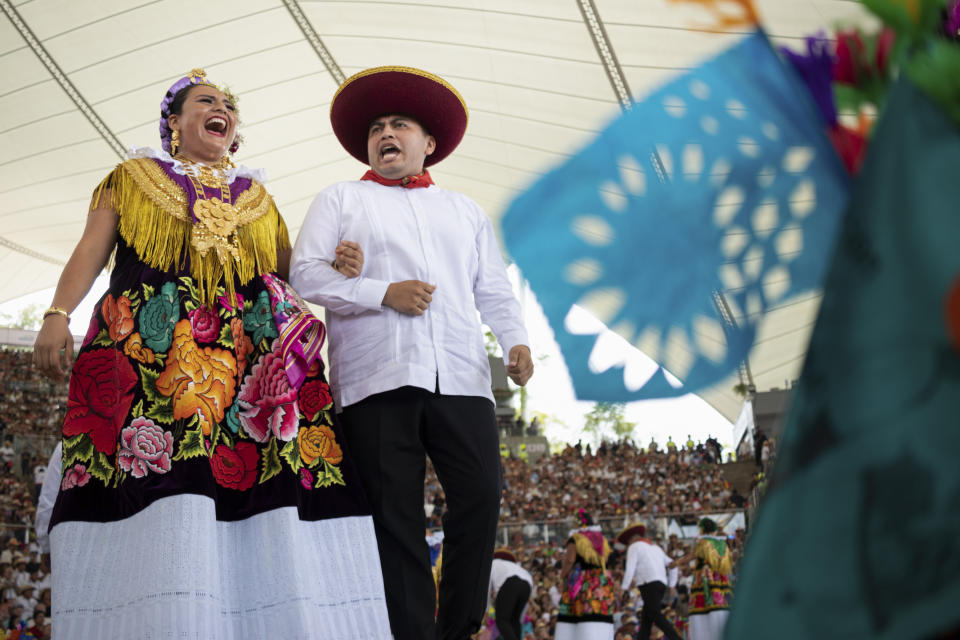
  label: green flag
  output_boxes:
[727,77,960,638]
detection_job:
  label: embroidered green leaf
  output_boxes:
[315,460,345,488]
[130,400,144,420]
[140,365,170,407]
[184,299,197,314]
[259,438,282,484]
[87,451,114,484]
[279,439,302,474]
[173,427,207,461]
[217,322,234,348]
[145,398,174,425]
[142,284,155,301]
[92,329,112,348]
[63,434,94,467]
[178,277,201,305]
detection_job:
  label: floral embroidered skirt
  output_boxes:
[48,265,391,639]
[556,563,615,639]
[687,568,732,640]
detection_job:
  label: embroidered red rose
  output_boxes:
[63,349,138,455]
[117,416,173,478]
[298,380,332,418]
[209,442,258,491]
[189,305,221,343]
[237,341,299,443]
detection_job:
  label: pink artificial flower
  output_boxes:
[117,416,173,478]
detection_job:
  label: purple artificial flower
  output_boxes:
[946,0,960,39]
[780,33,838,126]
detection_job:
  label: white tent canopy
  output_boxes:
[0,0,873,421]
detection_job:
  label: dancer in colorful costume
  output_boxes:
[556,509,614,640]
[32,68,391,638]
[672,517,732,640]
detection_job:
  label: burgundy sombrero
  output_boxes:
[493,548,517,563]
[616,522,647,546]
[330,66,468,167]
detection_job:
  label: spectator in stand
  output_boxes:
[0,441,13,472]
[615,613,638,639]
[32,456,46,502]
[617,523,682,640]
[488,548,535,640]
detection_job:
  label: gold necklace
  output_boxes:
[177,156,241,264]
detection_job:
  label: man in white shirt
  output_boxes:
[618,523,683,640]
[488,549,534,640]
[290,66,533,640]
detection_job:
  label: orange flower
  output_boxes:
[123,332,155,364]
[298,425,343,466]
[156,320,237,435]
[231,317,254,377]
[102,294,134,342]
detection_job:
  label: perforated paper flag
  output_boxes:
[502,30,849,401]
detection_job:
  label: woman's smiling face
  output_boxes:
[167,85,237,163]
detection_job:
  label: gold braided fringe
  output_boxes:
[572,532,612,573]
[696,537,733,576]
[91,158,290,308]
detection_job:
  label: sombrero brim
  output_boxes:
[493,549,517,563]
[330,66,468,168]
[616,524,646,546]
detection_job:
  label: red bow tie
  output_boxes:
[361,169,434,189]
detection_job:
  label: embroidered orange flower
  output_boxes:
[102,294,134,342]
[122,332,155,364]
[231,317,254,377]
[156,319,237,435]
[297,425,343,466]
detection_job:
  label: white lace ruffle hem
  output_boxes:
[50,494,392,639]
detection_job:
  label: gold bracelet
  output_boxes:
[42,306,70,322]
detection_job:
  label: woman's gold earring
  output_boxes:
[171,129,180,156]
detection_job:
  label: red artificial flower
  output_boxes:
[833,30,867,85]
[946,274,960,353]
[209,442,259,491]
[63,349,138,455]
[876,27,896,75]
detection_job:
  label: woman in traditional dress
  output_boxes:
[672,517,733,640]
[555,509,614,640]
[32,69,391,639]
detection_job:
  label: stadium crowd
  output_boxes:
[0,346,748,639]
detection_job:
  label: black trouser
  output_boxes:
[638,581,683,640]
[495,576,531,640]
[340,387,502,640]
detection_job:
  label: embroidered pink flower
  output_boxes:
[218,292,244,313]
[61,464,91,490]
[189,305,221,343]
[117,416,173,478]
[237,341,299,443]
[300,468,313,490]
